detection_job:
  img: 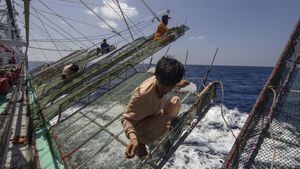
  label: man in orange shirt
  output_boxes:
[122,56,190,159]
[154,15,171,41]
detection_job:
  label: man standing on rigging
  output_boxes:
[121,56,190,159]
[154,15,170,41]
[100,39,110,54]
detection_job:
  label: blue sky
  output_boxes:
[143,0,300,66]
[17,0,300,66]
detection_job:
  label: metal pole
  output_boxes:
[199,47,219,91]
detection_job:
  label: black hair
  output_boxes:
[162,15,169,20]
[71,64,79,72]
[155,56,185,86]
[162,15,169,25]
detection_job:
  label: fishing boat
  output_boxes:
[0,1,221,168]
[2,1,298,169]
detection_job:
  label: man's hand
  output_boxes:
[176,79,190,88]
[125,138,139,158]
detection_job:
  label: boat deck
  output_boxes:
[0,68,32,168]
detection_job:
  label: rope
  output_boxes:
[164,45,171,57]
[267,87,277,169]
[38,0,96,46]
[19,7,79,49]
[80,0,144,68]
[79,0,146,69]
[142,83,218,169]
[140,0,161,22]
[28,46,78,52]
[79,0,131,44]
[33,7,112,30]
[29,32,50,62]
[105,0,145,37]
[13,2,115,41]
[27,19,73,50]
[33,8,88,48]
[51,73,150,164]
[114,0,145,68]
[34,36,151,95]
[31,5,63,58]
[29,33,114,42]
[115,0,136,42]
[42,24,185,129]
[219,81,237,139]
[17,16,65,47]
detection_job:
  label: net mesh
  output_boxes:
[49,72,218,169]
[33,38,144,95]
[222,19,300,169]
[29,24,221,169]
[39,25,189,122]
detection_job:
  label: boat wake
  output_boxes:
[164,105,248,169]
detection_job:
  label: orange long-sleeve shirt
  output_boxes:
[154,22,168,41]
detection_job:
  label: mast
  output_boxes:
[23,0,30,69]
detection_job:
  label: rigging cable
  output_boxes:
[34,7,111,30]
[26,16,73,51]
[79,0,131,45]
[17,17,74,51]
[27,46,78,52]
[108,0,145,36]
[164,45,171,56]
[28,17,152,42]
[32,5,63,58]
[30,31,50,61]
[26,16,154,51]
[115,0,150,68]
[30,12,76,50]
[55,0,140,13]
[33,8,88,48]
[14,1,112,32]
[25,5,161,42]
[115,0,135,42]
[140,0,160,22]
[38,0,96,46]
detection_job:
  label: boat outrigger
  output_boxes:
[222,18,300,169]
[2,1,299,169]
[1,1,222,168]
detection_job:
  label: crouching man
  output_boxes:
[122,56,189,159]
[61,64,79,82]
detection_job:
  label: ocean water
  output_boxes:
[166,65,272,169]
[186,65,272,113]
[28,61,272,168]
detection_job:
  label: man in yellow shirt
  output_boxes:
[122,56,190,159]
[154,15,171,41]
